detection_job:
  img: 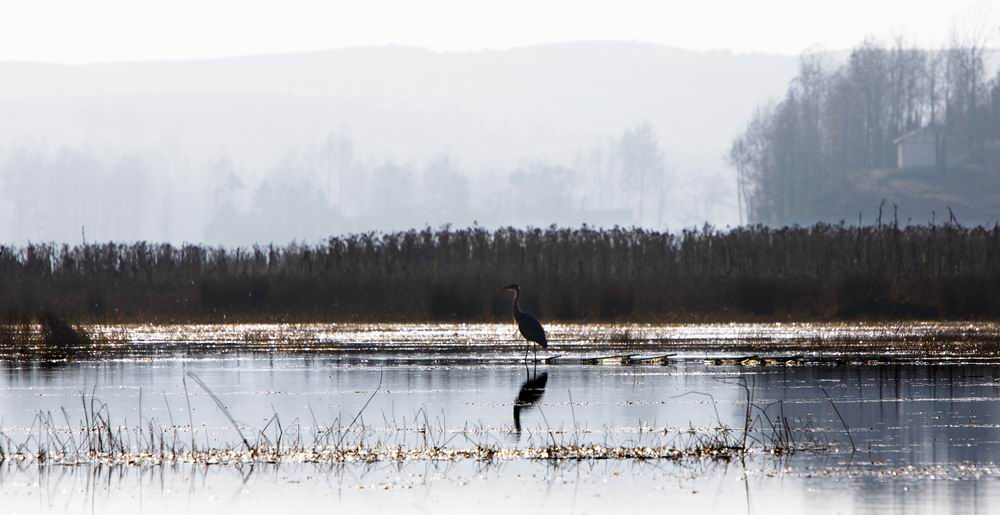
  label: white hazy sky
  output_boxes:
[0,0,995,63]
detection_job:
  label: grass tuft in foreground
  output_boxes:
[0,374,840,467]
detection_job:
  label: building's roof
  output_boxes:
[893,126,938,144]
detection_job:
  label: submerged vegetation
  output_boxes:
[0,224,997,323]
[0,375,834,467]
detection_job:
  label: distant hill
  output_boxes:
[0,42,798,177]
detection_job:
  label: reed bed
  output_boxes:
[0,224,996,322]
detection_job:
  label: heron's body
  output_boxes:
[502,284,547,356]
[514,309,547,348]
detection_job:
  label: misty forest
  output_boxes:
[1,43,763,246]
[0,31,997,322]
[731,34,1000,225]
[1,123,680,244]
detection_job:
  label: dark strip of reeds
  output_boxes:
[0,223,997,323]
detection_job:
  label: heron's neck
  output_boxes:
[512,289,522,316]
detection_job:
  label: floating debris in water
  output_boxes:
[1,443,745,467]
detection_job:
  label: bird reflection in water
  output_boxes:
[513,371,548,436]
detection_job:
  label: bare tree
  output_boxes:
[618,122,665,226]
[322,128,355,212]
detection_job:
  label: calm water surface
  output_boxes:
[3,323,1000,514]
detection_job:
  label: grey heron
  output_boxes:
[501,284,547,360]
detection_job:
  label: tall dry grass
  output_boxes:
[0,223,996,322]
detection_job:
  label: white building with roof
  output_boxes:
[894,126,939,170]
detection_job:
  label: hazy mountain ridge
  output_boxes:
[0,43,797,165]
[0,43,799,243]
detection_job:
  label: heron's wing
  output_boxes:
[518,313,547,347]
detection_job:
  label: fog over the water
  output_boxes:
[0,43,798,244]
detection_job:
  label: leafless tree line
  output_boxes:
[729,28,1000,225]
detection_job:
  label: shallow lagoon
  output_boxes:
[3,323,1000,514]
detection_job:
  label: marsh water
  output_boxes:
[4,323,1000,514]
